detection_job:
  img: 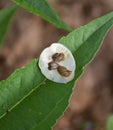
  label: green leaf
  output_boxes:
[0,5,18,46]
[12,0,72,31]
[0,12,113,130]
[106,115,113,130]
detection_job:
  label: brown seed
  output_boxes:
[57,66,71,77]
[48,61,59,70]
[52,53,65,62]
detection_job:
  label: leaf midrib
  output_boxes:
[0,78,47,119]
[72,16,113,62]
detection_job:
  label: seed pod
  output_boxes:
[39,43,76,83]
[57,66,72,77]
[48,61,59,70]
[52,53,65,62]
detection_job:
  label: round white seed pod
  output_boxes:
[39,43,76,83]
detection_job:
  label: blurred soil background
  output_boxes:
[0,0,113,130]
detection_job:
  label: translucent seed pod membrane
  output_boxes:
[39,43,76,83]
